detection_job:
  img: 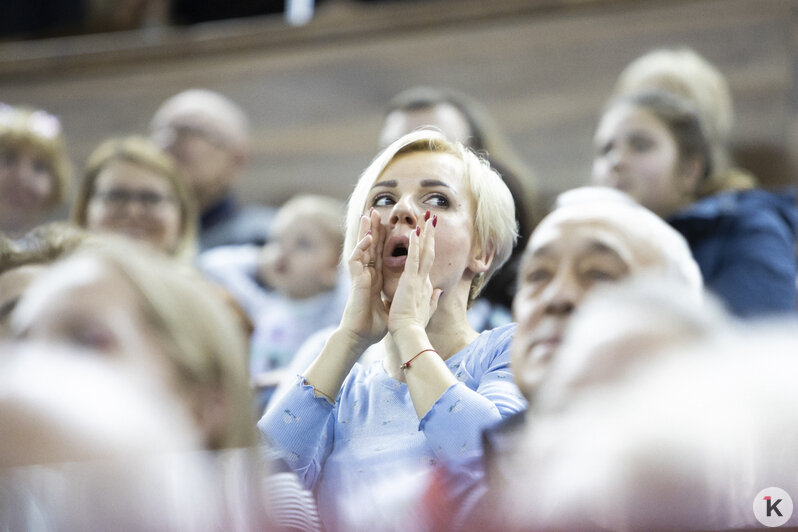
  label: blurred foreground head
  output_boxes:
[11,237,255,450]
[511,187,702,399]
[502,280,798,530]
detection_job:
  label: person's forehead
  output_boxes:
[96,160,171,188]
[525,215,639,264]
[379,151,464,183]
[272,212,327,238]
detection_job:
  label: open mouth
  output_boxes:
[383,235,410,268]
[391,244,408,257]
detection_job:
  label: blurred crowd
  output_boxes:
[1,46,797,531]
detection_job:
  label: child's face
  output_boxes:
[257,215,340,299]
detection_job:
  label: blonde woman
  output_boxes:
[0,103,71,236]
[259,130,525,531]
[72,135,198,262]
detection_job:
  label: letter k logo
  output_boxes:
[765,496,784,517]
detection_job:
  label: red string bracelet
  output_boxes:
[400,348,438,371]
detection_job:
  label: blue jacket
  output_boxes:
[668,188,798,317]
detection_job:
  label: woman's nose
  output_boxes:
[389,196,419,227]
[608,146,627,171]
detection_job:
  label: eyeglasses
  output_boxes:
[91,189,177,210]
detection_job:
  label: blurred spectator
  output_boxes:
[150,89,275,250]
[200,194,348,408]
[5,237,323,530]
[497,279,798,530]
[71,135,198,262]
[0,222,89,338]
[0,103,71,236]
[455,187,702,530]
[11,237,253,449]
[613,47,755,191]
[592,89,797,316]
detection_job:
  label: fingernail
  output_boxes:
[369,207,374,216]
[424,210,430,221]
[366,230,372,236]
[432,215,438,228]
[416,226,421,237]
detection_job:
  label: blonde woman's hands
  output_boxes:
[388,212,443,334]
[339,209,389,348]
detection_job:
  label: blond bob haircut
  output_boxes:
[70,236,255,449]
[71,135,198,262]
[345,130,518,305]
[544,187,703,298]
[0,104,71,208]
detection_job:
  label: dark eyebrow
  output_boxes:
[371,179,452,190]
[420,179,452,189]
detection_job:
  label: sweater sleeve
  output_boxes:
[257,377,336,490]
[418,327,526,468]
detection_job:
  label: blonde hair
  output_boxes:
[613,47,755,193]
[275,193,345,260]
[345,130,518,305]
[0,103,71,208]
[73,237,255,449]
[71,135,198,262]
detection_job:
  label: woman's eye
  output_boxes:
[629,135,654,152]
[296,237,315,250]
[372,194,394,207]
[71,324,115,352]
[0,151,17,167]
[32,158,51,174]
[425,194,449,208]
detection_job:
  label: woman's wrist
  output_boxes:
[391,324,429,359]
[331,326,377,360]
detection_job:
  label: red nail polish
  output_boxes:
[366,230,372,236]
[432,215,437,228]
[416,226,421,236]
[424,210,430,221]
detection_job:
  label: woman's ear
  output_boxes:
[678,156,705,197]
[469,244,495,275]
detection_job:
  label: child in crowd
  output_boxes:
[200,194,347,402]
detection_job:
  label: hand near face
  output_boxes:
[387,213,443,334]
[340,209,389,346]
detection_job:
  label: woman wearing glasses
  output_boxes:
[72,135,198,261]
